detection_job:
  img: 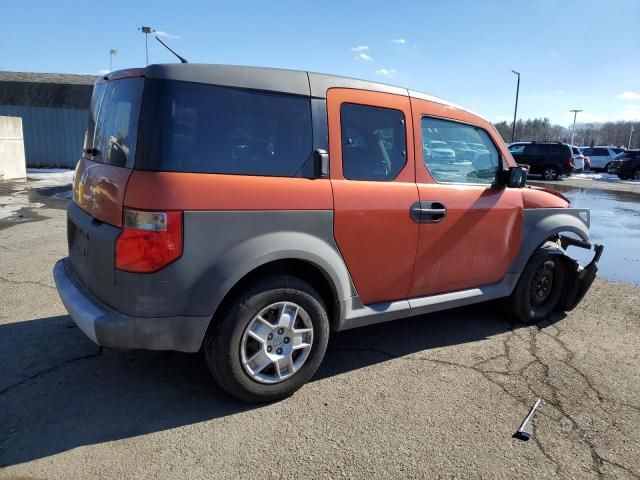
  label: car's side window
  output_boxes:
[508,144,525,154]
[421,117,500,185]
[340,103,407,181]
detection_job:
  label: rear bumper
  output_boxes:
[53,259,210,352]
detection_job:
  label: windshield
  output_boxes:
[84,78,144,168]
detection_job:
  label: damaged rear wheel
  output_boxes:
[504,252,566,323]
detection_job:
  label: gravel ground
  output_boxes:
[1,193,639,479]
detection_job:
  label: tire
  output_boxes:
[542,166,559,181]
[503,252,567,324]
[632,169,640,181]
[618,174,630,180]
[604,163,611,173]
[203,275,330,403]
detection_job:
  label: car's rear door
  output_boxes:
[409,98,523,297]
[327,88,419,305]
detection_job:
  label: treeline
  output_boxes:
[493,118,638,148]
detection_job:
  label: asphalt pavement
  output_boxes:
[1,186,639,479]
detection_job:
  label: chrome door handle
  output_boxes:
[410,201,447,223]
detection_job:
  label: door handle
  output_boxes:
[410,201,447,223]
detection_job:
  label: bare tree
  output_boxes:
[493,119,639,148]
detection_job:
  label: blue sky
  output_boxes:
[2,0,639,125]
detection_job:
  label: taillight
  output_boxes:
[115,209,183,273]
[568,157,574,165]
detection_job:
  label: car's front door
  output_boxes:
[409,99,523,297]
[327,88,419,305]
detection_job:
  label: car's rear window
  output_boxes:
[137,79,313,177]
[85,78,144,168]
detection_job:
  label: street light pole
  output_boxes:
[511,70,520,143]
[629,124,635,149]
[570,109,582,145]
[109,48,117,72]
[138,26,155,66]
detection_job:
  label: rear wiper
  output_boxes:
[154,35,188,63]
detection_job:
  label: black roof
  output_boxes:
[143,64,482,118]
[0,71,97,109]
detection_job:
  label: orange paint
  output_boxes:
[124,171,333,211]
[522,186,570,209]
[411,184,523,296]
[327,88,419,304]
[408,97,524,296]
[73,158,132,227]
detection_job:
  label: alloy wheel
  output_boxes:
[240,302,314,384]
[543,168,558,181]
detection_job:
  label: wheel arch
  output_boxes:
[508,208,590,276]
[188,231,355,348]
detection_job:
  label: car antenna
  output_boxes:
[154,35,188,63]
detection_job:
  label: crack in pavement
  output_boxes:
[0,348,102,396]
[0,275,55,290]
[330,319,640,479]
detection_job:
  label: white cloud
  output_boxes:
[155,31,180,40]
[97,69,110,75]
[351,45,369,52]
[391,38,407,44]
[553,90,565,95]
[354,53,373,61]
[617,91,640,100]
[375,68,396,78]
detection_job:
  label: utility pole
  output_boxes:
[511,70,520,143]
[138,26,155,66]
[570,109,582,145]
[629,124,635,149]
[109,48,117,72]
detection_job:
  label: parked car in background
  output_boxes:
[508,141,574,180]
[423,140,456,163]
[608,150,640,180]
[571,146,586,172]
[449,141,477,162]
[580,146,619,172]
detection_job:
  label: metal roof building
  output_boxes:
[0,71,96,168]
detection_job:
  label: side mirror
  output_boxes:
[313,149,329,178]
[507,165,527,188]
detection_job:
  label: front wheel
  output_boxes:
[503,252,566,323]
[204,275,330,403]
[632,169,640,181]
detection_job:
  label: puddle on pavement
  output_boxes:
[0,181,71,229]
[539,184,640,285]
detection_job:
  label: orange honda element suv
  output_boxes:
[54,64,603,403]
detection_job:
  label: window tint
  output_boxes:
[551,144,570,156]
[523,144,545,155]
[508,144,526,154]
[340,103,407,181]
[581,148,593,156]
[92,78,144,167]
[140,80,313,177]
[421,117,500,184]
[572,147,580,155]
[85,82,106,153]
[612,148,625,154]
[592,148,609,156]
